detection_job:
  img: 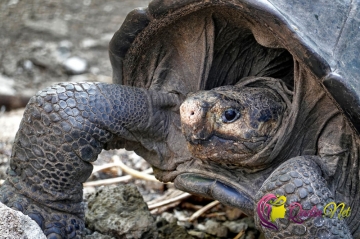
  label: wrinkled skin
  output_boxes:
[181,82,286,165]
[0,82,181,238]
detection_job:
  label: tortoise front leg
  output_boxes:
[254,156,353,239]
[0,82,179,238]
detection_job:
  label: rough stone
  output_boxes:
[204,219,228,237]
[223,220,248,233]
[85,184,158,239]
[0,74,16,95]
[161,211,177,224]
[63,56,88,75]
[187,230,206,238]
[0,202,46,239]
[157,222,194,239]
[239,217,256,229]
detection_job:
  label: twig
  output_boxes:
[150,201,182,214]
[188,200,220,221]
[233,230,246,239]
[181,202,203,211]
[148,192,191,210]
[84,175,132,187]
[111,155,160,182]
[84,154,161,187]
[205,212,226,218]
[92,161,153,174]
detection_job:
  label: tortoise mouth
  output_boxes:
[150,154,278,216]
[174,172,255,216]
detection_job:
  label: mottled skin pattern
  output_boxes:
[180,82,287,166]
[0,82,180,238]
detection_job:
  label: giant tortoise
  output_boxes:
[1,0,359,238]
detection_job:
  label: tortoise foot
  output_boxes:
[0,181,84,239]
[254,156,353,239]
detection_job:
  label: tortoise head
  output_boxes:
[180,84,286,167]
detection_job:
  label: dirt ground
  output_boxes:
[0,0,149,95]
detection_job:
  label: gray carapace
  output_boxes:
[110,0,360,134]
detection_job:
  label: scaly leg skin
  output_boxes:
[0,82,179,238]
[254,156,353,239]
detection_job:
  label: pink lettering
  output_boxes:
[258,194,351,230]
[288,203,323,223]
[288,202,304,223]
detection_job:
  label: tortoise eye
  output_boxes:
[222,108,240,123]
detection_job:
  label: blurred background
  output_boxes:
[0,0,149,181]
[0,0,149,98]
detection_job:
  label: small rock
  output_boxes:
[23,60,34,71]
[63,56,88,75]
[239,217,256,229]
[177,220,193,229]
[0,74,15,95]
[81,38,103,49]
[8,0,19,6]
[196,223,206,232]
[0,202,46,239]
[85,184,157,239]
[104,5,114,12]
[161,212,177,224]
[223,221,248,233]
[58,40,73,50]
[83,0,91,6]
[158,222,194,239]
[204,220,228,238]
[187,230,206,238]
[80,34,112,49]
[57,40,73,60]
[174,209,190,222]
[83,186,96,199]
